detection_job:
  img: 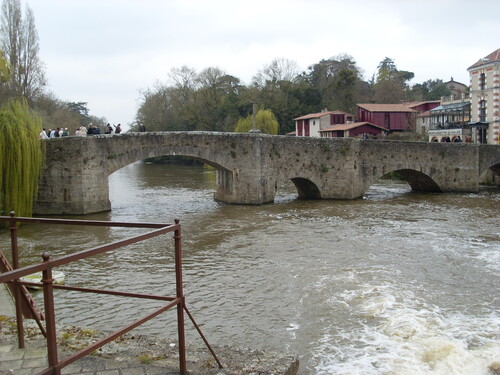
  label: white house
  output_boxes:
[294,110,355,137]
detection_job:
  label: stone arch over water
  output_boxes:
[358,168,442,199]
[391,169,442,192]
[290,177,322,199]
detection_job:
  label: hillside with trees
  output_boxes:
[134,55,452,135]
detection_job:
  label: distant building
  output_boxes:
[407,101,441,113]
[444,78,468,99]
[407,101,441,136]
[357,104,417,132]
[416,111,432,137]
[319,122,388,139]
[294,110,355,137]
[467,48,500,144]
[428,96,471,142]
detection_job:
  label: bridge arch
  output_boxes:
[106,141,234,176]
[479,162,500,185]
[478,145,500,185]
[360,168,442,199]
[109,153,232,185]
[388,169,442,192]
[290,177,322,199]
[103,136,241,212]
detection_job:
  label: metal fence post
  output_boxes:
[9,211,24,349]
[42,252,60,374]
[174,219,186,374]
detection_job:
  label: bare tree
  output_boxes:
[253,58,300,87]
[0,0,45,102]
[168,65,198,102]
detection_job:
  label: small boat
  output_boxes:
[20,271,66,289]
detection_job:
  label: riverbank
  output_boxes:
[0,285,299,375]
[0,315,299,375]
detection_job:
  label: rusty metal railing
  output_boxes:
[0,212,222,375]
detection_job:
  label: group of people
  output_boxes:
[440,135,464,143]
[76,123,122,136]
[39,128,69,139]
[39,123,123,138]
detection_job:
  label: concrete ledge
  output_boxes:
[0,318,299,375]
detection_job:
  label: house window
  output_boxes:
[384,113,390,128]
[479,100,486,122]
[479,73,486,90]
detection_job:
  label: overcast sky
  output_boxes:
[27,0,499,130]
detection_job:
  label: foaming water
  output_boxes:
[313,272,500,375]
[3,163,499,375]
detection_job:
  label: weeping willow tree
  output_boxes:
[0,98,44,225]
[234,108,279,135]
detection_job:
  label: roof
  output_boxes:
[468,48,500,70]
[417,111,431,117]
[430,101,470,112]
[293,110,351,121]
[406,100,441,109]
[319,122,388,132]
[357,103,417,113]
[444,79,467,88]
[293,111,333,121]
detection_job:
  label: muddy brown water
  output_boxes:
[4,162,499,374]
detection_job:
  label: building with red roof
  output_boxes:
[357,104,417,132]
[319,122,388,139]
[407,101,441,113]
[293,110,355,137]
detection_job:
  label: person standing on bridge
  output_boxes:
[80,125,88,136]
[105,123,113,134]
[114,124,122,134]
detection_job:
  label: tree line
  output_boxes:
[0,0,105,136]
[0,0,455,137]
[133,56,454,135]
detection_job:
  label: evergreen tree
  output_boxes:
[373,57,414,103]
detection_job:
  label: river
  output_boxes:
[4,162,500,374]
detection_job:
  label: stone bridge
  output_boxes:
[34,132,500,215]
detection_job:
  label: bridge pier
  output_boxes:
[34,168,111,215]
[214,168,275,204]
[34,138,111,215]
